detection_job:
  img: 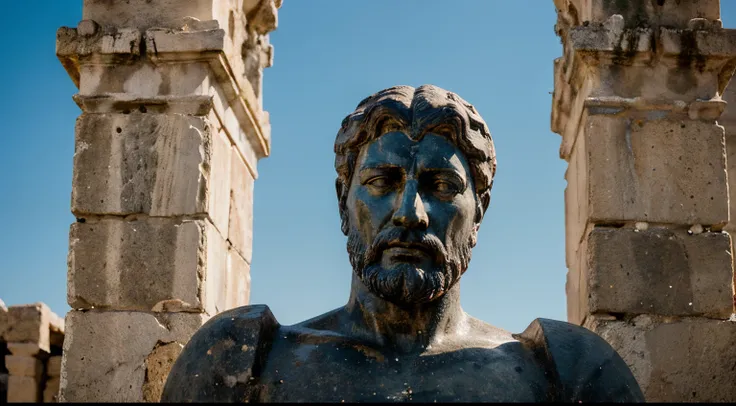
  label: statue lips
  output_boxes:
[383,240,434,264]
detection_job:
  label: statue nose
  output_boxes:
[392,182,428,229]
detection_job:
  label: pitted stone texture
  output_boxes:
[571,227,733,322]
[578,115,727,226]
[7,375,40,403]
[68,218,228,314]
[72,113,228,222]
[555,0,720,28]
[59,310,208,402]
[586,315,736,402]
[228,147,254,263]
[226,248,251,309]
[5,303,51,353]
[142,342,184,402]
[5,356,43,379]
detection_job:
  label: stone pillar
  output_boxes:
[720,71,736,308]
[552,0,736,402]
[55,0,279,402]
[3,303,65,403]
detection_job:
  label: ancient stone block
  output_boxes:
[7,375,40,403]
[564,122,589,269]
[44,377,60,403]
[5,356,43,379]
[0,300,7,340]
[49,312,65,350]
[585,315,736,402]
[68,217,227,314]
[579,115,728,226]
[72,113,233,224]
[209,128,232,236]
[204,223,229,315]
[59,310,208,402]
[47,356,63,378]
[82,0,218,30]
[7,343,46,358]
[573,227,734,319]
[226,248,251,310]
[556,0,720,28]
[5,304,51,353]
[209,81,267,165]
[228,147,254,263]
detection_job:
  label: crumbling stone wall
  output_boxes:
[54,0,280,402]
[0,301,65,403]
[552,0,736,402]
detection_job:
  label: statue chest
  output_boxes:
[253,338,551,402]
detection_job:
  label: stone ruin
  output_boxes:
[553,0,736,401]
[0,300,65,403]
[2,0,732,403]
[53,0,280,402]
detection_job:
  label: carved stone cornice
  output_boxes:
[552,15,736,160]
[56,20,272,162]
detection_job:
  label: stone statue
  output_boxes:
[161,85,644,403]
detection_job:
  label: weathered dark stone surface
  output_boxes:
[162,85,644,402]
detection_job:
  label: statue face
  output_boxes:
[346,131,479,305]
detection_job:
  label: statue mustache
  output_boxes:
[364,227,447,266]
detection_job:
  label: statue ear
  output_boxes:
[335,179,350,236]
[475,191,490,225]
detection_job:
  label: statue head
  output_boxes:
[334,85,496,305]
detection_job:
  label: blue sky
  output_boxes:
[2,2,735,334]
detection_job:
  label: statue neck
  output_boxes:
[343,272,467,353]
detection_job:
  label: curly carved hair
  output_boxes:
[334,85,497,235]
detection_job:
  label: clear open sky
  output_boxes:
[2,1,735,334]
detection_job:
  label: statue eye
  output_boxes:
[367,177,390,189]
[434,180,457,194]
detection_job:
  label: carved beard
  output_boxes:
[347,226,473,305]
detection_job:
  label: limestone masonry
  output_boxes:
[0,300,65,403]
[552,0,736,401]
[54,0,280,402]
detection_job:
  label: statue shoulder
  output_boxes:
[161,305,280,403]
[515,318,644,403]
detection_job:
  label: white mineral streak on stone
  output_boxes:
[690,224,704,235]
[75,141,90,155]
[151,299,195,313]
[635,222,648,232]
[604,14,625,42]
[149,116,208,216]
